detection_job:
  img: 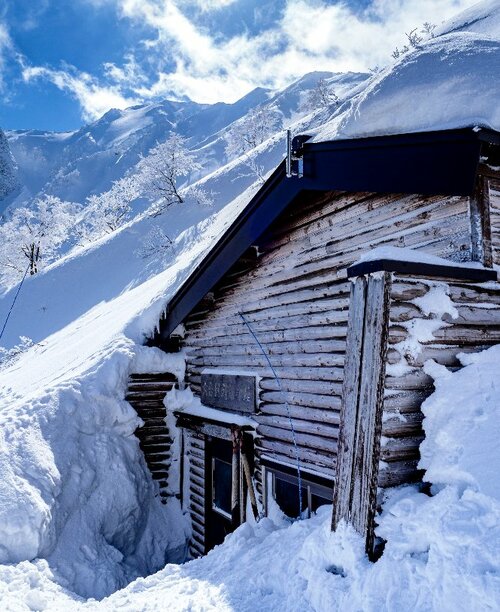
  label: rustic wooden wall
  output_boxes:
[182,190,474,493]
[490,177,500,266]
[381,273,500,488]
[333,269,500,553]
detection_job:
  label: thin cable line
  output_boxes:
[0,263,30,343]
[238,311,304,518]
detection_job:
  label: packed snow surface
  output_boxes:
[1,343,500,610]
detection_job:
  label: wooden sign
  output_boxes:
[201,373,256,414]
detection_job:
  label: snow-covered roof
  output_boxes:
[313,32,500,143]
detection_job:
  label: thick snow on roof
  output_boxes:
[314,6,500,142]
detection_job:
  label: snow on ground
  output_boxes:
[1,344,500,611]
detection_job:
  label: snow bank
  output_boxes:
[0,187,253,598]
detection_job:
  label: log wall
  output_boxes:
[182,190,474,485]
[490,177,500,266]
[126,373,177,504]
[380,273,500,488]
[184,429,207,559]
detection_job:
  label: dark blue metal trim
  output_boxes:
[158,128,498,342]
[347,259,497,282]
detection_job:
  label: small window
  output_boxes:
[212,457,232,519]
[269,468,333,519]
[274,474,308,519]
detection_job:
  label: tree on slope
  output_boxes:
[225,105,281,160]
[302,78,339,112]
[0,195,78,285]
[136,133,206,216]
[79,175,140,242]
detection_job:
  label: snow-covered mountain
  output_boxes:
[0,129,19,203]
[4,71,368,208]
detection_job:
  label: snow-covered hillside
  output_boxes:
[3,71,368,208]
[0,129,19,203]
[0,0,499,609]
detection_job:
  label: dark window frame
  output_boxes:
[265,465,333,519]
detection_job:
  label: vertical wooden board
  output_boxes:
[332,276,367,529]
[470,175,493,267]
[349,273,391,549]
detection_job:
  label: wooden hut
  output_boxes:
[127,127,500,559]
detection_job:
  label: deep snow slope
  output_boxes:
[0,0,499,607]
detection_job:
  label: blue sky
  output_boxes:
[0,0,478,132]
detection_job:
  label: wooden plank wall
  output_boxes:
[184,429,207,558]
[379,273,500,489]
[126,373,177,503]
[490,177,500,266]
[182,190,472,484]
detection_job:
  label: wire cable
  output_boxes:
[238,311,304,518]
[0,263,30,343]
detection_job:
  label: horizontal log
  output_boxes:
[186,339,346,359]
[260,402,341,424]
[256,437,336,465]
[381,412,424,437]
[385,370,436,390]
[151,470,169,481]
[257,450,337,481]
[380,435,425,461]
[259,378,343,396]
[257,425,338,453]
[129,373,177,382]
[377,460,423,488]
[187,366,345,386]
[257,415,339,438]
[259,390,340,409]
[383,390,432,412]
[186,353,345,369]
[387,345,487,367]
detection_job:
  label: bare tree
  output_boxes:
[136,134,205,216]
[302,78,339,112]
[78,175,140,243]
[225,105,281,160]
[0,195,79,285]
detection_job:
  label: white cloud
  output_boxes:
[20,0,481,119]
[22,64,140,121]
[0,23,14,92]
[107,0,480,103]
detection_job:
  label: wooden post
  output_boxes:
[332,272,391,555]
[231,428,241,527]
[470,174,492,267]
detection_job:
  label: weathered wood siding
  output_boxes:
[380,274,500,489]
[126,373,176,503]
[490,177,500,266]
[184,429,206,558]
[182,190,473,484]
